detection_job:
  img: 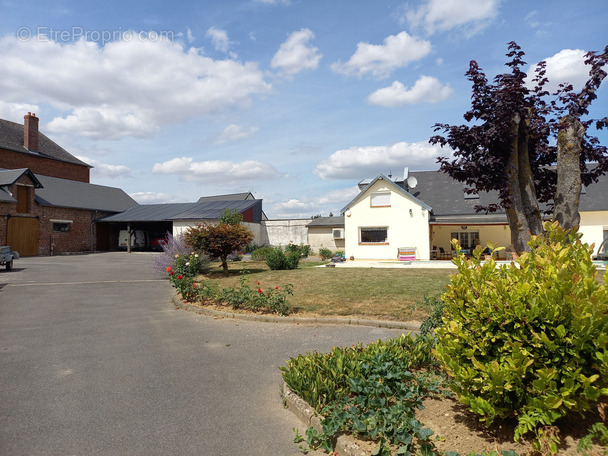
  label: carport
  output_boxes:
[96,199,264,251]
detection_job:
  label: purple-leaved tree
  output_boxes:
[431,42,608,252]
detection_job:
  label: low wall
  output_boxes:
[260,219,309,247]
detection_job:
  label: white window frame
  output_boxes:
[450,231,480,250]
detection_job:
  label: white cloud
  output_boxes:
[271,28,322,77]
[130,192,182,204]
[0,101,40,123]
[330,32,431,79]
[406,0,500,37]
[152,157,283,183]
[314,141,448,180]
[206,27,231,53]
[76,155,131,179]
[213,124,259,144]
[528,49,590,92]
[186,27,195,44]
[271,186,359,218]
[0,34,271,140]
[368,76,453,107]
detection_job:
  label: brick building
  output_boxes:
[0,113,137,256]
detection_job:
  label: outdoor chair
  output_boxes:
[439,247,452,260]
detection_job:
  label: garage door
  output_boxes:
[7,217,39,257]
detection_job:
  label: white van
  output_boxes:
[118,230,148,249]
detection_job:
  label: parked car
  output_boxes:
[151,236,168,251]
[0,246,19,270]
[593,238,608,261]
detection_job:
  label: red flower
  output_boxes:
[193,283,197,288]
[257,282,260,285]
[275,286,279,289]
[178,275,183,280]
[166,266,172,272]
[257,288,261,293]
[170,271,174,275]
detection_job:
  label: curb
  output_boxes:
[171,294,422,331]
[282,382,369,456]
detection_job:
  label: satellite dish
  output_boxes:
[407,176,418,189]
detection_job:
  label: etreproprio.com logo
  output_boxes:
[16,26,176,45]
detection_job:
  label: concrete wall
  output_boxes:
[307,226,345,253]
[344,178,430,260]
[580,210,608,255]
[260,219,309,247]
[173,220,267,247]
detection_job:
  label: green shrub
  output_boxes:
[285,242,312,258]
[250,246,274,261]
[319,247,332,259]
[266,247,299,270]
[434,222,608,444]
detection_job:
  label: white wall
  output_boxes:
[172,220,266,246]
[261,219,309,247]
[579,210,608,255]
[307,227,345,253]
[344,178,430,260]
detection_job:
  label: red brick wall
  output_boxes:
[0,148,90,183]
[0,176,111,255]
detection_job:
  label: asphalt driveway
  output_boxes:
[0,252,408,456]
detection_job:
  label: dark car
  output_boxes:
[593,238,608,261]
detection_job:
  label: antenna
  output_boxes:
[407,176,418,190]
[403,167,409,180]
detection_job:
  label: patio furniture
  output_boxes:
[439,247,452,260]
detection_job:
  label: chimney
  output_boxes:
[24,112,39,152]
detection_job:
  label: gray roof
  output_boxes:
[341,174,433,214]
[0,118,91,167]
[0,187,16,203]
[197,192,254,202]
[100,199,262,223]
[355,168,608,223]
[0,168,42,187]
[307,216,345,228]
[35,175,138,213]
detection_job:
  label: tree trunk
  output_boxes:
[220,255,229,276]
[554,115,584,230]
[504,112,542,253]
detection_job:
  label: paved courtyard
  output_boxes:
[0,252,408,455]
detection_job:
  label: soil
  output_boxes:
[352,395,607,456]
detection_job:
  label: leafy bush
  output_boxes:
[318,247,332,259]
[434,222,608,444]
[218,274,293,315]
[250,246,274,261]
[285,242,312,259]
[152,233,208,277]
[266,247,299,270]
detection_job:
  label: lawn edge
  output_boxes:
[171,293,422,330]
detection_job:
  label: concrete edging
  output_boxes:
[282,382,369,456]
[171,294,422,330]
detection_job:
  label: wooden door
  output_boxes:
[7,217,39,256]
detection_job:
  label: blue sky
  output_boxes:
[1,0,606,218]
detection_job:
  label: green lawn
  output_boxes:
[198,260,454,321]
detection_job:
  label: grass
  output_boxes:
[197,260,454,321]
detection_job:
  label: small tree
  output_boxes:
[184,219,253,276]
[431,42,608,252]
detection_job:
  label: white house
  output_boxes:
[341,174,432,260]
[340,169,608,261]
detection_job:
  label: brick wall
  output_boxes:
[0,175,111,255]
[0,148,90,183]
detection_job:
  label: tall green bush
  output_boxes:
[434,222,608,445]
[266,247,299,270]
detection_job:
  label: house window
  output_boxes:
[450,231,479,249]
[360,227,388,244]
[52,220,73,232]
[370,193,391,207]
[16,186,29,213]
